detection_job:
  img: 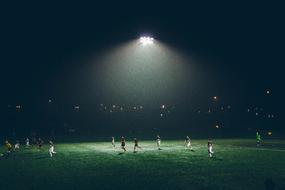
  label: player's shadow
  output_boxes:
[118,152,125,155]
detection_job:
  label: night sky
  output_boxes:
[1,2,284,136]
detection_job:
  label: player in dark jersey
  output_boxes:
[133,138,142,153]
[121,136,126,152]
[5,140,12,153]
[1,140,12,157]
[38,138,44,149]
[32,137,38,147]
[256,132,261,147]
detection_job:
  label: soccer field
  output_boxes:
[0,139,285,190]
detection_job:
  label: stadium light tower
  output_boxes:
[140,36,154,45]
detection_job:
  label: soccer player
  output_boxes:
[156,135,162,150]
[26,138,30,147]
[5,140,12,153]
[14,140,20,150]
[48,141,56,157]
[121,136,126,152]
[111,137,115,147]
[38,138,44,149]
[133,138,142,153]
[32,137,38,147]
[256,131,262,147]
[208,140,214,158]
[185,136,193,150]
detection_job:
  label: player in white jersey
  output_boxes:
[208,140,214,158]
[26,138,30,147]
[14,141,20,150]
[111,137,115,147]
[185,136,193,150]
[156,135,161,150]
[49,141,56,157]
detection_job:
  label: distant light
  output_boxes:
[161,105,165,109]
[213,96,218,100]
[16,105,22,111]
[112,105,116,108]
[74,106,80,110]
[160,113,163,117]
[215,125,220,129]
[268,131,272,136]
[48,99,52,103]
[266,90,270,95]
[140,36,154,45]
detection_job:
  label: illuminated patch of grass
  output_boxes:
[0,139,284,190]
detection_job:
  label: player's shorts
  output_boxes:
[208,147,213,153]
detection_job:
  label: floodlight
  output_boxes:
[140,36,154,45]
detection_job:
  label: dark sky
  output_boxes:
[1,1,284,110]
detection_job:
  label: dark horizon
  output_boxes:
[1,2,284,138]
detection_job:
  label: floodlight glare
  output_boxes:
[140,36,154,45]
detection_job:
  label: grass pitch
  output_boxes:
[0,139,285,190]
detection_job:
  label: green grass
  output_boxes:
[0,139,285,190]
